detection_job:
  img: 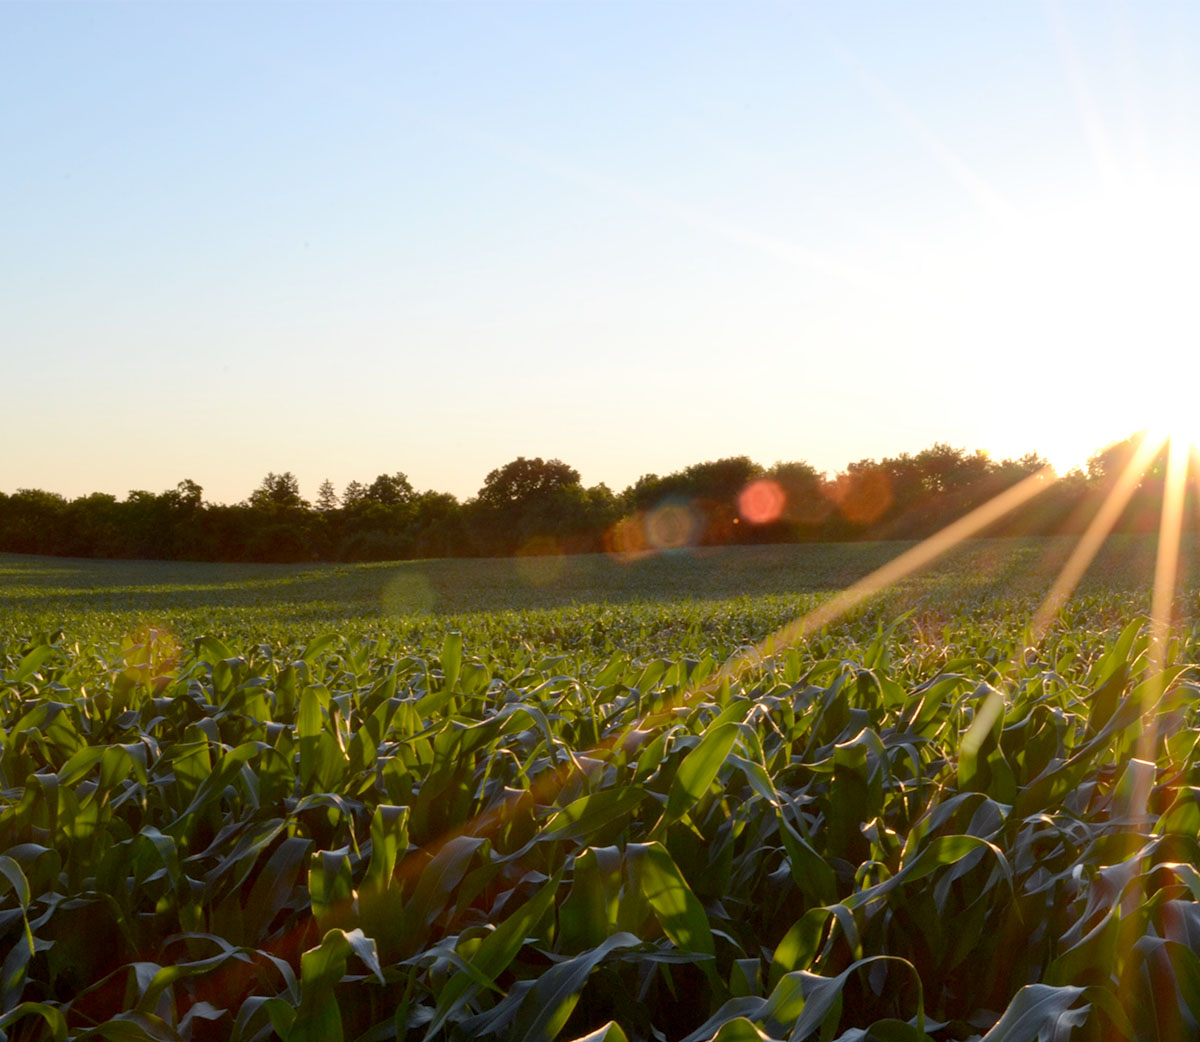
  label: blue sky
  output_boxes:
[5,1,1198,504]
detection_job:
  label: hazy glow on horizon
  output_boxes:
[4,2,1199,505]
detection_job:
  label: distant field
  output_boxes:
[2,533,1195,641]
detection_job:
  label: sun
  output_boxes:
[976,173,1200,474]
[1149,420,1200,459]
[1136,336,1200,458]
[1143,337,1200,455]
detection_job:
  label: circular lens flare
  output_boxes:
[516,537,566,585]
[644,502,697,550]
[604,516,649,559]
[738,479,786,525]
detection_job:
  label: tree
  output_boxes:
[249,472,307,510]
[470,457,584,554]
[66,492,122,556]
[0,489,69,554]
[477,457,580,507]
[825,459,895,529]
[173,479,203,509]
[766,460,830,526]
[366,472,414,506]
[315,479,339,512]
[624,457,763,545]
[342,481,367,509]
[411,491,466,558]
[1086,436,1161,483]
[628,473,666,513]
[910,443,990,495]
[682,457,763,502]
[629,457,763,514]
[1015,451,1050,474]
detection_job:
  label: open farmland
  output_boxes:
[1,537,1199,1041]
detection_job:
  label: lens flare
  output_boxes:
[738,479,786,524]
[827,467,893,525]
[644,501,698,550]
[604,516,649,559]
[381,571,435,613]
[516,537,566,585]
[280,467,1077,952]
[1032,431,1167,638]
[121,624,180,693]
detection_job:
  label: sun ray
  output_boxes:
[388,466,1061,874]
[1032,431,1167,639]
[1113,436,1192,963]
[1193,446,1200,534]
[710,466,1057,690]
[1136,434,1191,764]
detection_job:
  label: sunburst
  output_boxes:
[343,16,1200,898]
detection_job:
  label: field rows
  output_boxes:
[0,581,1197,1041]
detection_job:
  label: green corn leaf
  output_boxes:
[0,1002,68,1042]
[707,1018,777,1042]
[309,848,354,933]
[427,868,563,1035]
[770,908,833,986]
[363,804,409,896]
[628,841,714,957]
[440,631,463,692]
[978,985,1090,1041]
[76,1010,187,1041]
[564,1023,630,1042]
[516,932,644,1042]
[12,645,54,684]
[540,787,647,844]
[290,929,380,1042]
[664,722,740,825]
[559,845,623,952]
[0,855,31,908]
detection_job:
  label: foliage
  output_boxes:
[316,481,340,514]
[250,473,309,512]
[631,457,763,513]
[0,546,1198,1039]
[364,474,415,508]
[477,458,581,507]
[0,441,1195,566]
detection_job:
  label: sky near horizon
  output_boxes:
[4,1,1198,506]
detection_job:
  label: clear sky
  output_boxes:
[5,1,1198,505]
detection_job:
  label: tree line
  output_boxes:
[0,437,1193,563]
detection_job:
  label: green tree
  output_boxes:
[1086,435,1161,483]
[766,460,830,527]
[911,443,991,495]
[315,479,339,512]
[249,472,307,510]
[477,457,580,507]
[366,472,414,505]
[65,492,123,556]
[173,479,203,509]
[471,457,585,554]
[0,490,69,554]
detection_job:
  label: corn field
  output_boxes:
[1,551,1199,1041]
